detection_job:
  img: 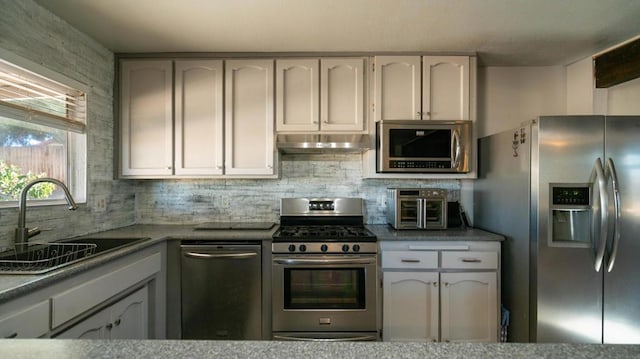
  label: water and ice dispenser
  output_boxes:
[549,184,591,246]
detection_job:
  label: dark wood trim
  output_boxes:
[594,37,640,88]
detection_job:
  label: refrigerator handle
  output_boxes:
[605,158,621,272]
[590,158,608,272]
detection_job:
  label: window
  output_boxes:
[0,49,87,207]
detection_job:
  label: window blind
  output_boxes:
[0,58,86,133]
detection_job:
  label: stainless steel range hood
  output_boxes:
[276,134,371,154]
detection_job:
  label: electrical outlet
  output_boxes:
[220,195,230,208]
[94,196,107,212]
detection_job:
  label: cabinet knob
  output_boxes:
[5,332,18,339]
[167,166,172,170]
[106,323,113,330]
[267,165,273,169]
[216,165,223,170]
[432,282,438,287]
[114,318,121,326]
[444,282,449,287]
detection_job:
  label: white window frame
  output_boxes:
[0,48,87,208]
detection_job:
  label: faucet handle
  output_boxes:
[27,227,41,238]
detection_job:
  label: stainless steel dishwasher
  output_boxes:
[180,241,262,339]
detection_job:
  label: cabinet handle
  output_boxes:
[115,319,121,326]
[401,258,420,263]
[5,332,18,339]
[106,323,113,330]
[461,258,482,263]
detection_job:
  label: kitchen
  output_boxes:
[1,0,640,357]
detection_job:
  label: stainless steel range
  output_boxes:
[271,197,379,341]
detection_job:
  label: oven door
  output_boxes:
[272,254,378,333]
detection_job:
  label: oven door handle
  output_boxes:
[273,258,376,265]
[272,334,378,342]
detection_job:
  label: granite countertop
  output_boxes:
[368,224,505,241]
[0,223,501,303]
[1,339,639,358]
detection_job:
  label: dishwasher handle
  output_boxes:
[183,252,258,259]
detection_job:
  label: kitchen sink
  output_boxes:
[0,237,150,275]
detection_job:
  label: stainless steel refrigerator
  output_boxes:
[474,115,640,344]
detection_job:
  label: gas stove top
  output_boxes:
[272,197,377,254]
[273,225,376,242]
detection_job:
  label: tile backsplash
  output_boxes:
[135,153,460,225]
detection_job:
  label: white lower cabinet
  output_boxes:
[440,272,497,342]
[56,286,148,339]
[381,241,500,343]
[383,272,439,342]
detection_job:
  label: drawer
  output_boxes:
[0,300,49,338]
[441,251,498,269]
[382,251,438,269]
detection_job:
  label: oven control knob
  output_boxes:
[352,244,361,252]
[288,244,296,252]
[299,244,307,252]
[320,244,328,252]
[342,244,350,252]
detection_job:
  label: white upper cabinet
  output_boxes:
[276,59,319,132]
[225,59,275,176]
[422,56,470,122]
[120,60,173,176]
[374,56,421,122]
[276,58,365,132]
[374,55,470,122]
[174,60,224,176]
[321,58,365,131]
[120,59,276,178]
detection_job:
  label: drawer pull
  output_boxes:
[401,259,421,263]
[461,258,482,263]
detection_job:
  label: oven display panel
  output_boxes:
[284,268,366,309]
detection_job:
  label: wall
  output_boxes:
[477,66,566,137]
[135,154,461,225]
[0,0,136,250]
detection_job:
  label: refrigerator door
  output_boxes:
[535,116,604,343]
[603,116,640,344]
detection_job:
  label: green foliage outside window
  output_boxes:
[0,160,55,200]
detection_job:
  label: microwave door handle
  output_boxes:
[417,198,427,229]
[451,129,462,169]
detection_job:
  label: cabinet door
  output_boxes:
[175,60,224,175]
[109,287,149,339]
[374,56,421,122]
[440,272,498,343]
[422,56,469,121]
[276,59,319,132]
[225,59,275,175]
[55,306,110,339]
[383,271,439,342]
[320,58,364,131]
[120,60,173,176]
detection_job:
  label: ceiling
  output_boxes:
[35,0,640,66]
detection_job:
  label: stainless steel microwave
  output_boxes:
[376,120,471,173]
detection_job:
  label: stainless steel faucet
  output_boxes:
[15,178,78,252]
